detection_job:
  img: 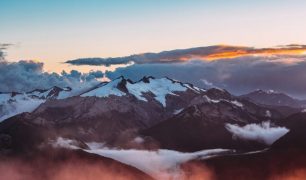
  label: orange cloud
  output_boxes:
[178,46,306,61]
[66,44,306,66]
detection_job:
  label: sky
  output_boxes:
[1,0,306,72]
[1,0,306,98]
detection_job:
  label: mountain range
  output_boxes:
[0,76,306,179]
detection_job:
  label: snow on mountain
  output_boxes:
[82,76,204,107]
[231,100,244,107]
[81,79,125,98]
[126,78,188,106]
[0,84,95,121]
[0,94,45,121]
[203,95,244,108]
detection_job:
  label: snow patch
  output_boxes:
[81,79,126,98]
[203,95,220,103]
[183,83,204,93]
[173,108,184,115]
[203,95,243,107]
[225,121,289,145]
[230,100,243,107]
[126,78,187,107]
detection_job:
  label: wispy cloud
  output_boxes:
[0,43,13,61]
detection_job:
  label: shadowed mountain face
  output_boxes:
[240,89,306,108]
[0,76,305,180]
[192,112,306,180]
[142,100,271,152]
[272,112,306,149]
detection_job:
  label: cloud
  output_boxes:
[0,60,103,92]
[225,121,289,145]
[65,45,306,66]
[86,147,228,179]
[64,44,306,98]
[52,138,231,180]
[0,44,12,61]
[105,55,306,98]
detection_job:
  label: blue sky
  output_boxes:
[1,0,306,72]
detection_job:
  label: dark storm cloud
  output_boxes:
[0,60,103,92]
[105,55,306,99]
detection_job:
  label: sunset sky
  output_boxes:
[1,0,306,72]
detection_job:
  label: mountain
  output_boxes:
[1,76,306,179]
[1,76,209,147]
[240,89,306,108]
[141,95,283,152]
[272,111,306,149]
[189,111,306,180]
[0,76,289,153]
[0,77,296,151]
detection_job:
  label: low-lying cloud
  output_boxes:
[52,138,232,179]
[225,121,289,145]
[86,147,230,179]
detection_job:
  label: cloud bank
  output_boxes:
[104,55,306,98]
[225,121,289,145]
[3,44,306,98]
[0,60,104,92]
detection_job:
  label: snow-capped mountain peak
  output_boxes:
[126,77,187,106]
[0,86,80,121]
[81,76,204,107]
[81,77,127,98]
